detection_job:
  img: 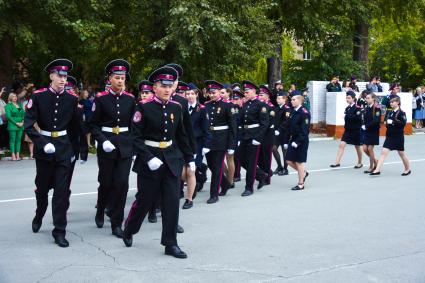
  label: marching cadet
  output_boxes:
[138,80,154,102]
[90,59,135,238]
[273,92,291,176]
[202,80,236,203]
[258,84,275,185]
[330,91,363,169]
[362,91,381,173]
[65,76,88,211]
[231,89,244,183]
[239,80,269,196]
[24,58,80,247]
[123,66,194,259]
[285,91,310,190]
[184,84,211,208]
[371,96,411,176]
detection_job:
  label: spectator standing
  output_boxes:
[5,93,25,160]
[349,76,360,92]
[78,89,94,147]
[326,76,342,92]
[366,77,379,92]
[413,87,424,128]
[342,80,352,92]
[0,87,9,151]
[302,88,311,111]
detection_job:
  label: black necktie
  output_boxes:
[189,106,195,112]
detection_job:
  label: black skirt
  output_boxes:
[383,135,404,151]
[286,141,309,163]
[364,129,380,146]
[341,129,361,145]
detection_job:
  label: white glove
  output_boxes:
[43,143,56,154]
[147,157,163,171]
[274,130,280,136]
[387,119,393,125]
[188,161,196,172]
[283,144,288,150]
[202,148,210,155]
[102,140,115,152]
[80,160,87,164]
[291,142,298,148]
[227,149,234,155]
[361,125,366,130]
[193,154,197,159]
[70,156,76,163]
[252,140,260,145]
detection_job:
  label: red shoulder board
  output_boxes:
[223,99,230,103]
[267,102,274,107]
[123,91,135,98]
[284,105,290,109]
[96,91,108,97]
[68,90,78,97]
[205,100,212,104]
[169,100,182,108]
[139,97,153,104]
[199,104,205,109]
[34,88,47,94]
[302,108,309,114]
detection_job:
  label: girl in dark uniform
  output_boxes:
[286,91,310,190]
[330,91,363,169]
[371,97,411,176]
[362,91,381,173]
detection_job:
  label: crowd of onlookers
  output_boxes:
[412,86,425,129]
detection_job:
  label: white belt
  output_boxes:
[40,130,67,138]
[145,140,173,149]
[244,124,259,129]
[210,125,229,131]
[102,126,129,134]
[269,125,275,129]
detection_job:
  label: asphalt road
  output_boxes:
[0,135,424,283]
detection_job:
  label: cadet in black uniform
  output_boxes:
[239,80,269,196]
[138,80,154,102]
[123,66,193,259]
[273,93,291,175]
[362,91,381,173]
[231,89,244,183]
[286,91,310,190]
[202,80,236,203]
[65,76,88,211]
[184,84,211,208]
[90,59,135,238]
[371,96,411,176]
[24,59,81,247]
[330,91,363,169]
[258,85,275,185]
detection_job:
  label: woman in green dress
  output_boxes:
[5,93,25,160]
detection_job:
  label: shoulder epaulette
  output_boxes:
[199,104,205,109]
[96,91,108,97]
[302,108,309,114]
[169,100,182,108]
[33,88,47,94]
[205,100,212,104]
[139,97,153,104]
[68,90,78,97]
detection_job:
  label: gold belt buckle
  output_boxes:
[158,141,168,149]
[112,126,120,134]
[51,131,59,138]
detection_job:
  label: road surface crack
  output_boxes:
[68,230,117,263]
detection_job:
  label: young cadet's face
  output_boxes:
[186,90,197,104]
[276,96,286,105]
[209,89,221,101]
[220,89,229,99]
[291,96,301,107]
[346,95,354,104]
[50,73,67,89]
[154,82,174,101]
[109,74,126,91]
[140,91,153,101]
[258,92,269,102]
[244,89,256,100]
[365,94,374,105]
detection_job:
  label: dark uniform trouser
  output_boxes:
[234,143,241,179]
[35,159,71,236]
[259,144,273,183]
[239,140,264,191]
[125,165,180,246]
[206,150,230,198]
[65,159,77,211]
[96,156,132,228]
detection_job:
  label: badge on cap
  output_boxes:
[133,111,142,123]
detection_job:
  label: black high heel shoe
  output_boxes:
[401,170,411,176]
[369,171,380,176]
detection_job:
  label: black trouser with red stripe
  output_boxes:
[206,150,230,198]
[125,165,180,246]
[239,140,265,192]
[96,156,132,229]
[259,144,273,183]
[34,159,71,236]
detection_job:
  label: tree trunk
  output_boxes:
[267,40,282,88]
[0,33,14,87]
[352,19,369,79]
